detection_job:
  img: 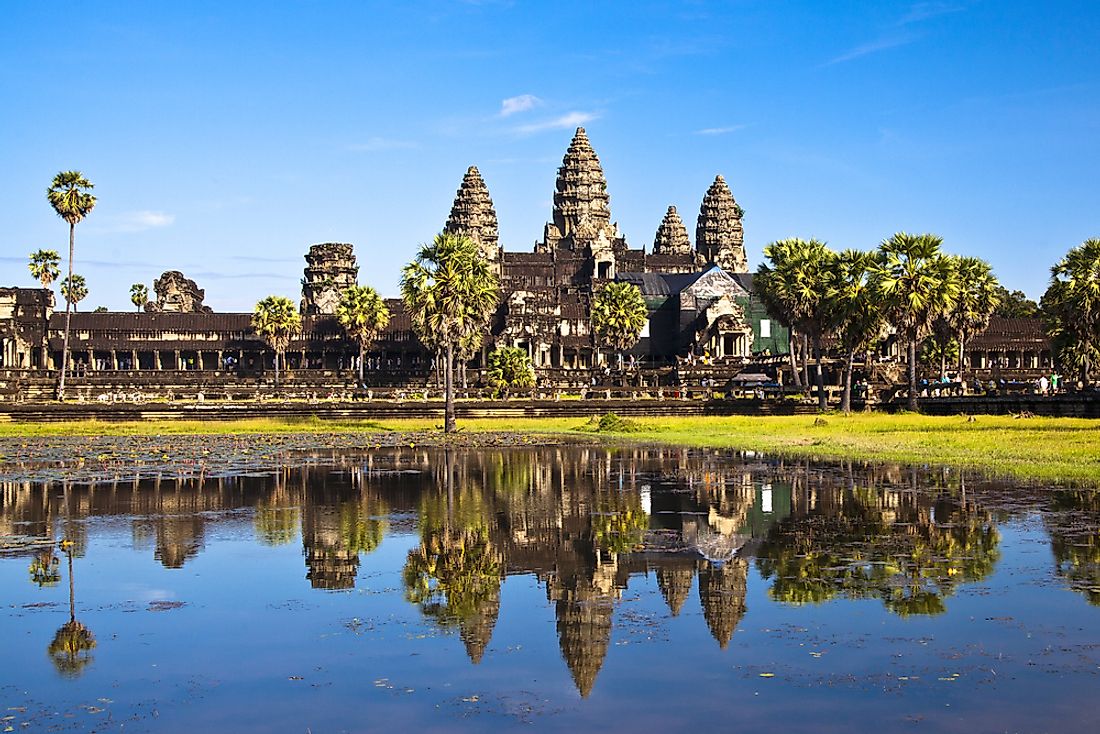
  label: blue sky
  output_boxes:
[2,1,1098,311]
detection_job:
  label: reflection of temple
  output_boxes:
[1,448,1026,697]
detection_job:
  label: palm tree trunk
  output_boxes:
[444,341,456,433]
[358,343,365,386]
[788,331,803,388]
[907,338,919,412]
[57,222,75,401]
[813,333,826,410]
[957,329,966,379]
[841,351,854,414]
[274,349,281,390]
[800,334,810,389]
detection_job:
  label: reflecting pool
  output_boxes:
[2,445,1099,732]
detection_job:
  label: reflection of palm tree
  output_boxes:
[49,546,96,677]
[403,450,505,663]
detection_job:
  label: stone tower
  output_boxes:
[444,166,501,266]
[300,243,359,316]
[652,206,692,256]
[696,175,747,273]
[538,127,627,279]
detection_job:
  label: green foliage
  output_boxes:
[60,274,88,308]
[47,172,96,225]
[944,256,1000,374]
[1043,238,1100,384]
[591,281,647,352]
[252,295,302,383]
[28,249,61,288]
[578,412,648,433]
[400,233,500,351]
[992,286,1039,318]
[130,283,149,311]
[486,346,535,397]
[336,285,390,349]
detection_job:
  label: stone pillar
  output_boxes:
[217,350,224,371]
[198,351,205,371]
[156,351,163,370]
[174,350,181,370]
[111,350,118,371]
[131,350,138,371]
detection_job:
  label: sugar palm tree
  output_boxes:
[1044,238,1100,387]
[945,256,1001,380]
[826,249,887,413]
[29,249,61,289]
[486,345,536,399]
[756,238,836,409]
[870,233,959,411]
[335,285,391,385]
[401,233,500,433]
[590,281,647,370]
[130,283,149,312]
[252,295,302,389]
[60,274,88,311]
[47,171,96,401]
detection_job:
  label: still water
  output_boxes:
[2,445,1099,732]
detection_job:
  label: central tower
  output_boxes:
[537,127,627,280]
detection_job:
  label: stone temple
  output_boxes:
[0,127,1051,395]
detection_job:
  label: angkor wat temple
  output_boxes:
[0,127,1050,396]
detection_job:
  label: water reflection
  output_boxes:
[48,546,96,677]
[4,446,1099,698]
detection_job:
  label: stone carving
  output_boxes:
[301,243,358,316]
[444,166,501,265]
[653,206,692,256]
[145,271,211,313]
[696,175,747,273]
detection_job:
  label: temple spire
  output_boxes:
[551,127,612,240]
[695,175,747,272]
[652,206,692,256]
[444,166,501,264]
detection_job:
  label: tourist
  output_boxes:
[1039,375,1049,394]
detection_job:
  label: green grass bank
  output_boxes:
[2,413,1097,483]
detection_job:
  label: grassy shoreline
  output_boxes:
[1,413,1097,484]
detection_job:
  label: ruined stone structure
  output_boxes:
[145,271,211,314]
[301,243,358,316]
[0,287,52,369]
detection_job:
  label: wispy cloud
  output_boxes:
[514,111,598,134]
[827,2,965,66]
[347,137,418,152]
[694,125,746,136]
[93,210,175,233]
[898,1,965,26]
[500,94,542,117]
[826,35,917,65]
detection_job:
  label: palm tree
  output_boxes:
[486,345,536,399]
[401,233,500,433]
[130,283,149,312]
[1044,238,1100,387]
[945,256,1000,380]
[870,233,960,411]
[60,274,88,311]
[28,249,61,289]
[251,295,302,389]
[47,171,96,401]
[335,285,391,385]
[590,281,647,370]
[48,544,96,678]
[756,238,836,409]
[826,249,887,413]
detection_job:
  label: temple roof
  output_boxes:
[617,266,748,298]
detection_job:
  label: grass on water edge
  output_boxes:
[0,412,1097,484]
